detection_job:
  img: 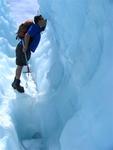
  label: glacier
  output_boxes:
[0,0,113,150]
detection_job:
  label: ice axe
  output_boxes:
[24,52,30,74]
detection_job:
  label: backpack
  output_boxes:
[16,20,33,40]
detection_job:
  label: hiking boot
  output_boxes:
[12,78,24,93]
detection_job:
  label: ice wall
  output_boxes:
[37,0,113,149]
[0,1,21,149]
[39,0,104,87]
[37,0,102,132]
[0,0,15,98]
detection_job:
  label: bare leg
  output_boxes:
[15,65,23,79]
[12,65,24,93]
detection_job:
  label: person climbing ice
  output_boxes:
[12,15,47,93]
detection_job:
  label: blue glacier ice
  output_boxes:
[0,0,113,149]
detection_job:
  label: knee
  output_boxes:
[17,65,23,70]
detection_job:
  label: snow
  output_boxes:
[0,0,113,150]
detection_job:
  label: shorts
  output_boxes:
[16,43,31,66]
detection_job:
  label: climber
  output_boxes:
[12,15,47,93]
